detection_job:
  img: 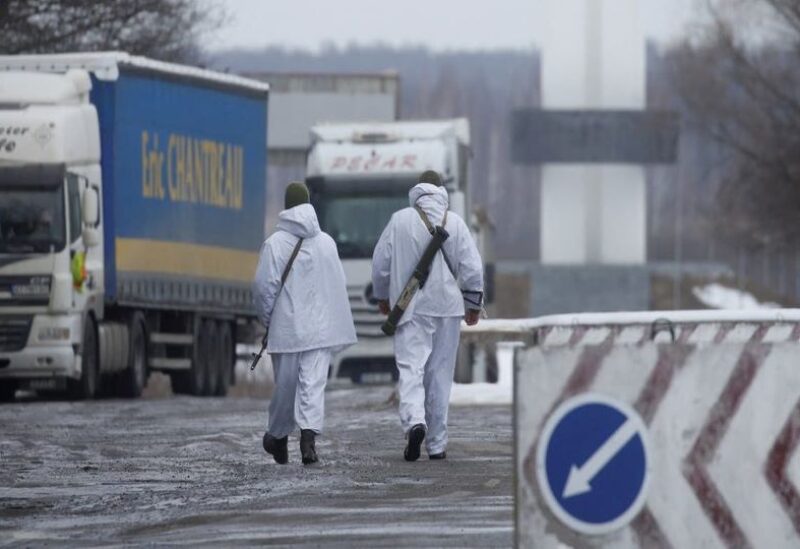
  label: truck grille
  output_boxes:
[0,316,33,352]
[0,276,51,306]
[348,285,386,338]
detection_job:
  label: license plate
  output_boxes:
[359,372,393,384]
[28,379,59,390]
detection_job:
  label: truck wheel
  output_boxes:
[69,316,98,400]
[184,318,207,396]
[215,322,233,396]
[118,313,147,398]
[171,318,206,396]
[0,381,16,403]
[203,320,219,396]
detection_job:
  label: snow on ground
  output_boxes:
[692,283,781,310]
[0,388,512,546]
[450,342,520,406]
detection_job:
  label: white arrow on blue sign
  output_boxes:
[536,393,651,535]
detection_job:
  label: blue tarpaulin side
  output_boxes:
[89,68,267,308]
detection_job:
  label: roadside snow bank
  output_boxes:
[693,283,781,310]
[450,342,521,405]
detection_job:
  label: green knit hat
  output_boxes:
[284,182,309,209]
[419,170,443,186]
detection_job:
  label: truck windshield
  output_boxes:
[0,186,66,253]
[313,192,409,259]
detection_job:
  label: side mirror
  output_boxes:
[83,187,99,227]
[83,227,100,248]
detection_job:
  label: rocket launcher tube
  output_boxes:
[381,225,450,336]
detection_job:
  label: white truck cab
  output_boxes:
[306,119,472,382]
[0,70,103,398]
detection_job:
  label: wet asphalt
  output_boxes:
[0,386,512,547]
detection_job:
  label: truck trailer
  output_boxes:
[305,119,474,383]
[0,53,268,401]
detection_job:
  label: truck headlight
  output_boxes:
[37,326,70,342]
[12,276,51,297]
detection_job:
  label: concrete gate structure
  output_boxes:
[511,0,678,315]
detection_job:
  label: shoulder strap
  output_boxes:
[412,206,483,310]
[414,205,449,235]
[414,206,456,280]
[263,237,303,331]
[414,204,435,234]
[281,237,304,287]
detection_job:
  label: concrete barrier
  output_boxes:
[514,310,800,548]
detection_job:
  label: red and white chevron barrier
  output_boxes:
[514,310,800,549]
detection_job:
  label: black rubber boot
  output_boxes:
[300,429,318,465]
[263,432,288,464]
[429,451,446,460]
[404,424,426,462]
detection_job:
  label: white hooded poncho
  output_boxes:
[253,203,357,354]
[371,183,484,325]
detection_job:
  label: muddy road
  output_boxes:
[0,387,512,547]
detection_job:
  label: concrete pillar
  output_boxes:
[540,0,646,265]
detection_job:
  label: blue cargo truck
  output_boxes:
[0,53,269,400]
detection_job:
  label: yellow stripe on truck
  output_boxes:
[115,238,259,283]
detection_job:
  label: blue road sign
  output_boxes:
[536,394,650,535]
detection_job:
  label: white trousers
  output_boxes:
[394,314,462,455]
[267,349,332,438]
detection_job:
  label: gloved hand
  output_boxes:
[378,300,390,315]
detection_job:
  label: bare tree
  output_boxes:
[668,0,800,249]
[0,0,226,63]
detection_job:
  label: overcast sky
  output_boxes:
[206,0,703,52]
